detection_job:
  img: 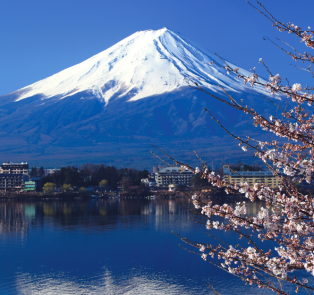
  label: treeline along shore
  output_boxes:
[33,164,228,198]
[0,186,230,201]
[40,164,149,190]
[4,162,311,200]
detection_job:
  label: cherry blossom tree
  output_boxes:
[156,2,314,294]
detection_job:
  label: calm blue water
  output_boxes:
[0,197,309,294]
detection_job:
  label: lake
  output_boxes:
[0,197,300,294]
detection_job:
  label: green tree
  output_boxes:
[30,167,38,177]
[38,166,45,177]
[99,179,108,187]
[43,182,56,193]
[62,183,72,192]
[79,187,86,193]
[120,176,132,191]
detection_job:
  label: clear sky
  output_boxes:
[0,0,313,96]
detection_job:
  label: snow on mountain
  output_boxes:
[0,27,285,168]
[15,28,270,104]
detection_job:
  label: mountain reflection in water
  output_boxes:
[0,197,281,294]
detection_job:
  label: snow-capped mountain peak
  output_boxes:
[15,28,267,104]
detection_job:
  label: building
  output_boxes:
[44,168,60,176]
[0,162,29,192]
[30,177,42,191]
[223,165,280,188]
[0,162,28,174]
[141,178,156,187]
[155,167,193,187]
[24,181,36,192]
[0,174,29,192]
[158,164,168,171]
[168,184,176,191]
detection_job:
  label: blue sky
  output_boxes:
[0,0,313,96]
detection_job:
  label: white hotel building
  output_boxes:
[155,167,193,187]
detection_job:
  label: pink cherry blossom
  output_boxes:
[180,5,314,294]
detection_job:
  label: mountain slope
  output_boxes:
[0,28,281,168]
[12,28,269,104]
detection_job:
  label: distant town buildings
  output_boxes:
[24,181,36,192]
[44,168,59,176]
[0,162,29,192]
[155,167,193,187]
[141,166,194,190]
[152,164,168,174]
[0,162,29,174]
[29,177,42,191]
[168,184,176,191]
[223,165,280,188]
[141,178,156,187]
[0,161,296,194]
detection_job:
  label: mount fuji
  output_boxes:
[0,28,280,168]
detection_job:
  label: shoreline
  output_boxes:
[0,191,248,201]
[0,191,188,201]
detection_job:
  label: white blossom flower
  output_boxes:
[292,83,302,92]
[228,267,236,274]
[212,221,220,229]
[239,182,249,193]
[258,207,268,220]
[199,245,205,252]
[234,202,246,216]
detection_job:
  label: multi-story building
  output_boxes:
[24,181,36,192]
[0,162,29,192]
[44,168,59,176]
[141,178,156,187]
[0,162,29,174]
[155,167,193,187]
[223,165,280,188]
